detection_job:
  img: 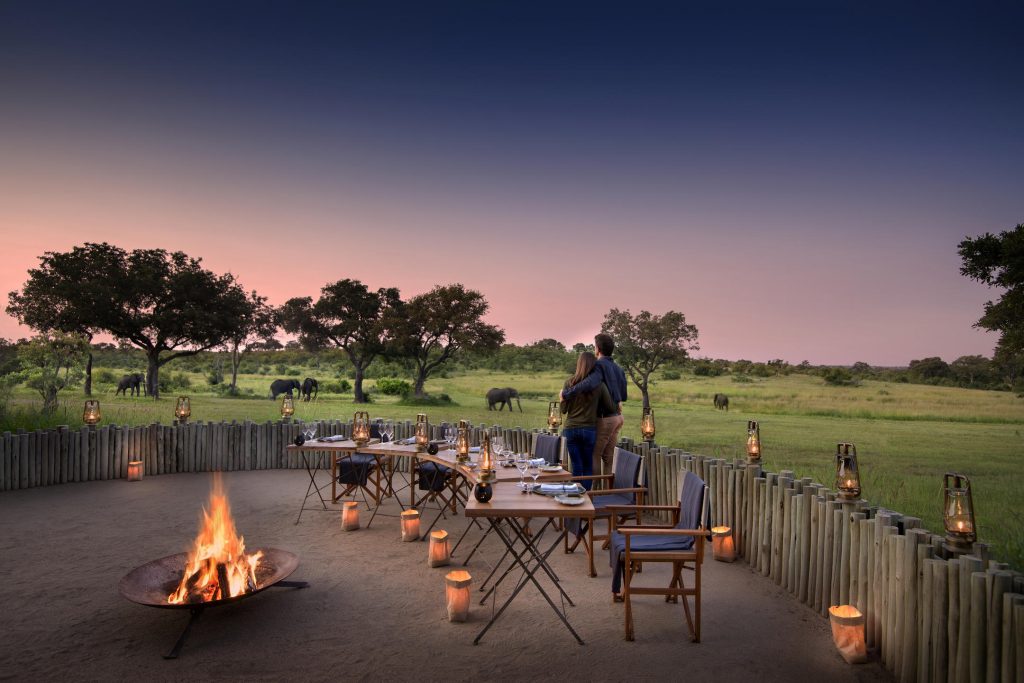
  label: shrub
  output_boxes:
[207,367,223,386]
[95,369,117,385]
[731,374,753,383]
[376,378,412,396]
[275,363,288,375]
[161,372,193,394]
[320,379,352,394]
[661,369,681,381]
[693,361,723,377]
[822,367,859,387]
[398,393,456,406]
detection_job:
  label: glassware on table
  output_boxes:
[382,420,394,443]
[446,424,457,450]
[528,460,541,491]
[514,455,529,492]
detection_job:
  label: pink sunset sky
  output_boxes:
[0,3,1019,366]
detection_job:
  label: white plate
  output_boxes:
[554,494,586,506]
[539,465,562,472]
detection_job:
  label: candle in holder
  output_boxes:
[83,399,101,426]
[828,605,867,664]
[174,396,191,423]
[444,570,472,622]
[342,501,360,531]
[352,411,371,446]
[834,443,861,501]
[547,401,561,432]
[428,530,450,567]
[746,420,761,463]
[711,526,736,562]
[415,413,429,452]
[456,419,471,462]
[943,472,976,553]
[400,509,421,542]
[640,407,656,441]
[127,460,144,482]
[280,396,295,419]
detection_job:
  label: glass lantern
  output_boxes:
[746,420,761,463]
[943,472,977,551]
[456,419,471,462]
[174,396,191,423]
[641,407,656,441]
[83,399,101,426]
[834,443,861,501]
[352,411,371,446]
[280,396,295,419]
[415,413,429,452]
[547,401,561,433]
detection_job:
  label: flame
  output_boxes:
[168,474,262,604]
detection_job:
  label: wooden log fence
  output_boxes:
[1,422,1021,679]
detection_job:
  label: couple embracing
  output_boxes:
[559,333,628,490]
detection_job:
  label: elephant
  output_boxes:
[486,387,522,412]
[301,377,318,402]
[270,378,302,400]
[115,373,146,397]
[713,393,729,411]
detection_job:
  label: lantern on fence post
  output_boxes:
[83,399,101,426]
[401,509,421,541]
[342,501,360,531]
[280,396,295,420]
[834,443,861,501]
[828,605,867,664]
[352,411,371,446]
[456,419,471,462]
[444,570,472,622]
[943,472,976,554]
[415,413,429,452]
[127,460,144,482]
[428,530,451,567]
[746,420,761,463]
[547,401,561,433]
[174,396,191,423]
[640,407,656,442]
[711,526,736,562]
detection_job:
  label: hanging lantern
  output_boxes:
[342,501,360,531]
[456,419,471,462]
[746,420,761,463]
[834,443,861,501]
[828,605,867,664]
[444,570,472,622]
[280,396,295,419]
[352,411,371,446]
[127,460,144,482]
[174,396,191,423]
[547,401,561,433]
[711,526,736,562]
[83,399,101,426]
[943,472,977,552]
[428,530,451,567]
[400,509,421,542]
[415,413,429,452]
[640,407,656,441]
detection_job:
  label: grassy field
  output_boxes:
[6,368,1024,565]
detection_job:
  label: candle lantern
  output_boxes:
[428,530,451,567]
[547,401,561,433]
[342,501,360,531]
[174,396,191,423]
[478,432,495,482]
[746,420,761,463]
[828,605,867,664]
[943,472,977,552]
[711,526,736,562]
[280,396,295,419]
[444,570,472,622]
[83,399,101,426]
[415,413,429,452]
[640,407,656,441]
[834,443,861,501]
[127,460,144,482]
[456,419,471,463]
[400,509,421,542]
[352,411,371,446]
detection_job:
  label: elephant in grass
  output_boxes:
[301,377,318,402]
[270,378,302,400]
[714,393,729,411]
[486,387,522,412]
[115,373,146,397]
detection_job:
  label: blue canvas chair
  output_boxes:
[608,470,709,642]
[532,433,562,466]
[410,423,458,515]
[335,423,384,507]
[565,447,646,577]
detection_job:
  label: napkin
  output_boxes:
[539,483,581,494]
[469,446,481,453]
[529,458,546,467]
[396,437,417,445]
[321,435,348,442]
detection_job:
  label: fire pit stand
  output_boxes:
[119,547,308,659]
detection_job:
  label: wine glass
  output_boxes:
[382,420,393,443]
[446,424,457,451]
[515,454,529,492]
[528,459,541,492]
[491,434,505,457]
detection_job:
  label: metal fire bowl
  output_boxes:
[119,547,299,610]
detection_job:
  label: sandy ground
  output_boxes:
[0,470,890,681]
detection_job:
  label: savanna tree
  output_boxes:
[278,279,401,403]
[224,292,276,393]
[601,308,700,410]
[18,331,90,414]
[395,284,504,397]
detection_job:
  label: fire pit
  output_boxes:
[119,475,308,659]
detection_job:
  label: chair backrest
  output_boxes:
[611,448,642,491]
[533,433,561,465]
[676,470,709,530]
[369,422,381,439]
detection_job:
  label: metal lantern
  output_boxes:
[174,396,191,423]
[547,401,561,433]
[415,413,429,452]
[943,472,977,551]
[834,443,861,501]
[456,419,471,463]
[352,411,371,446]
[83,399,101,426]
[478,431,495,483]
[641,407,656,441]
[746,420,761,463]
[280,396,295,419]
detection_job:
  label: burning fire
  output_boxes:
[168,474,263,604]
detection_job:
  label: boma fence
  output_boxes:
[1,418,1022,682]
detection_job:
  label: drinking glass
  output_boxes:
[528,460,541,491]
[515,455,529,492]
[491,435,505,457]
[382,420,394,443]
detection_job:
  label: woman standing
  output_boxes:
[561,352,616,490]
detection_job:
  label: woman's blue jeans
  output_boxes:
[563,426,596,490]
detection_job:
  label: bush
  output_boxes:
[822,367,859,387]
[661,370,681,381]
[320,379,352,394]
[95,369,117,385]
[397,393,456,406]
[693,361,723,377]
[207,367,223,386]
[376,378,412,396]
[731,374,753,383]
[160,372,193,394]
[275,363,288,375]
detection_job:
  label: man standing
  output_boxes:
[559,333,627,476]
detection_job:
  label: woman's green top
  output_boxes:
[560,379,616,430]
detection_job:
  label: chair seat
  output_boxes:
[592,493,635,512]
[337,453,378,486]
[417,461,452,492]
[609,530,695,564]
